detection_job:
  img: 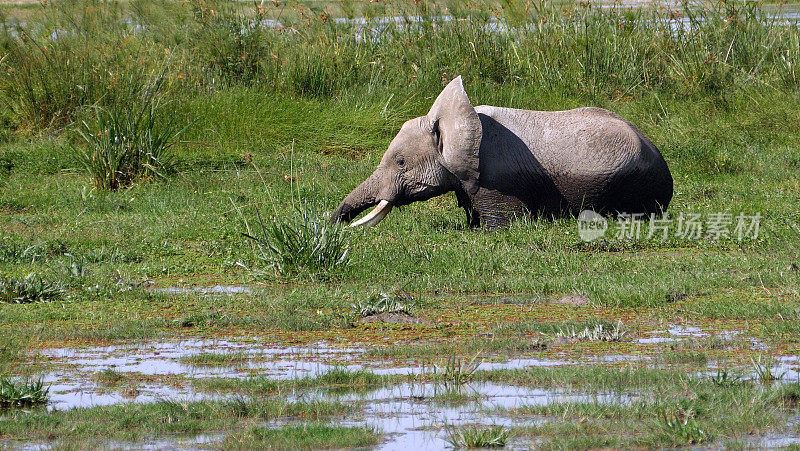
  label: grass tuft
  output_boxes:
[710,368,743,387]
[352,291,415,317]
[655,409,713,446]
[444,424,512,448]
[242,203,350,279]
[75,67,183,190]
[0,376,49,408]
[751,354,786,383]
[0,273,63,304]
[554,320,628,342]
[432,354,482,387]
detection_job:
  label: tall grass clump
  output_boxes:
[242,203,350,279]
[655,409,713,445]
[0,377,49,408]
[352,291,415,317]
[0,274,63,304]
[444,424,512,448]
[0,240,44,264]
[75,67,184,190]
[0,0,169,130]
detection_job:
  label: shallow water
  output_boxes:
[22,338,800,449]
[27,338,617,449]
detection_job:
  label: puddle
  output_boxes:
[39,339,579,412]
[26,339,624,449]
[42,340,576,382]
[152,285,252,295]
[326,382,633,450]
[32,339,797,449]
[637,324,710,343]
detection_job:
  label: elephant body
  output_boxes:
[332,77,673,229]
[470,105,673,227]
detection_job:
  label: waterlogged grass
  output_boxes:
[445,424,512,448]
[195,368,393,395]
[0,398,352,441]
[0,377,48,408]
[0,0,799,447]
[223,424,380,450]
[506,378,800,448]
[180,352,251,367]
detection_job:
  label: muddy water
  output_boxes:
[24,338,800,449]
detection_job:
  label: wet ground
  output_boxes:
[3,328,791,449]
[1,285,797,449]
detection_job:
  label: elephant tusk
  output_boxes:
[349,200,393,227]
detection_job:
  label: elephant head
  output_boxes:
[332,76,482,227]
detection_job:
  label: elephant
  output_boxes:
[332,76,673,229]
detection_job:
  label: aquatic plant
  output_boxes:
[751,354,786,383]
[93,369,125,385]
[444,424,512,448]
[0,377,49,408]
[432,354,482,387]
[554,320,628,342]
[710,368,743,387]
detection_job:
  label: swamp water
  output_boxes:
[8,324,800,449]
[20,338,633,449]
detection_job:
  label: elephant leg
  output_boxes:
[471,188,530,230]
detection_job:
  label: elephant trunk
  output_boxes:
[331,174,382,224]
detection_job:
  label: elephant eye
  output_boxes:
[433,127,442,150]
[396,156,405,167]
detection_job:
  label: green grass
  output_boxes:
[223,424,380,450]
[179,352,251,367]
[751,354,787,383]
[505,377,800,449]
[0,398,352,441]
[241,201,350,280]
[194,368,392,395]
[0,377,48,408]
[75,65,183,190]
[0,274,63,304]
[445,424,513,448]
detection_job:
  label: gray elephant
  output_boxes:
[332,77,673,229]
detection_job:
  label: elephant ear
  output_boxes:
[427,76,482,195]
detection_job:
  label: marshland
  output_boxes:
[1,0,799,448]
